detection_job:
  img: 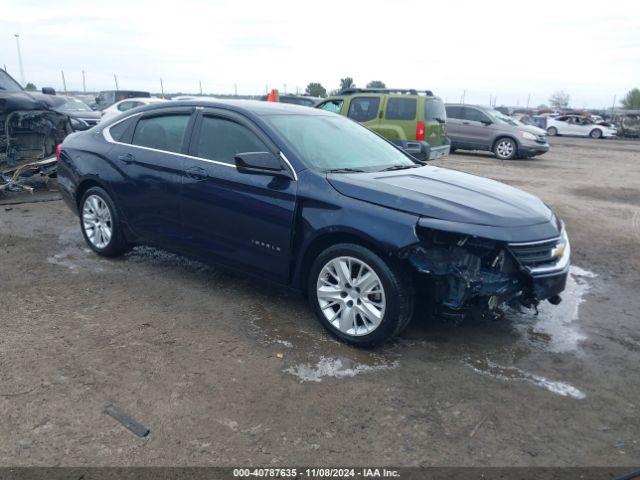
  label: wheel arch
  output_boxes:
[75,177,111,210]
[295,230,390,293]
[492,134,519,153]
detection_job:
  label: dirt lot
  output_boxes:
[1,136,639,466]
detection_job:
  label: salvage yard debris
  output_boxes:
[1,69,71,192]
[104,404,150,438]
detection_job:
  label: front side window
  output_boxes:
[463,107,490,123]
[265,114,416,172]
[385,98,417,120]
[318,99,343,114]
[194,116,268,164]
[347,97,380,122]
[131,114,190,153]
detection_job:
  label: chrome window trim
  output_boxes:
[101,113,298,179]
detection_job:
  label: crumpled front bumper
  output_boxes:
[403,225,571,310]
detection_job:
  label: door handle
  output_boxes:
[185,166,208,181]
[117,153,135,164]
[462,121,470,125]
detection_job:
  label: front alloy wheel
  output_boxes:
[494,138,517,160]
[316,256,386,336]
[308,243,414,346]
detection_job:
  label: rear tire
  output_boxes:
[547,126,558,136]
[307,243,414,346]
[79,186,129,257]
[590,128,603,139]
[493,137,517,160]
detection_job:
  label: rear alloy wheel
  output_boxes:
[494,137,517,160]
[308,243,414,346]
[80,187,129,257]
[590,128,603,139]
[547,126,558,136]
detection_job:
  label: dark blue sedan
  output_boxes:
[57,100,570,346]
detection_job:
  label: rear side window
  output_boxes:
[425,98,446,121]
[194,116,268,165]
[385,98,417,120]
[108,116,137,143]
[318,99,343,113]
[131,114,190,153]
[445,106,464,119]
[347,97,380,122]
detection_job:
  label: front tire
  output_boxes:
[547,127,558,136]
[80,187,129,257]
[590,128,603,139]
[493,137,517,160]
[307,244,414,346]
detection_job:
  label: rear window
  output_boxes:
[385,98,417,120]
[347,97,380,122]
[425,98,446,122]
[132,114,190,153]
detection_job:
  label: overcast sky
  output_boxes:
[1,0,639,108]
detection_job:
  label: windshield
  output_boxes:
[266,114,417,172]
[0,70,23,92]
[58,98,93,112]
[488,109,518,126]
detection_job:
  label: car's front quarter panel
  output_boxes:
[291,170,421,287]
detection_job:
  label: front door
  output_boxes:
[180,109,297,281]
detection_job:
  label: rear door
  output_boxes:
[444,105,466,144]
[180,109,297,281]
[106,107,195,245]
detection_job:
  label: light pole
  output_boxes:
[14,34,25,86]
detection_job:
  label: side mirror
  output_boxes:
[234,152,292,179]
[41,87,56,95]
[480,119,493,125]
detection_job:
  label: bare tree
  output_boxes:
[549,91,570,110]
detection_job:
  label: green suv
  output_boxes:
[316,88,450,161]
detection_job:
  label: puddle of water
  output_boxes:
[47,227,108,273]
[464,357,586,400]
[510,266,596,353]
[284,356,399,383]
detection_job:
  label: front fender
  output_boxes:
[291,170,420,285]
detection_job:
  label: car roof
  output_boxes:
[133,98,331,117]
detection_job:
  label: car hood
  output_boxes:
[327,166,553,228]
[520,124,547,136]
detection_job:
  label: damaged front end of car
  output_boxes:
[1,95,71,193]
[399,219,570,318]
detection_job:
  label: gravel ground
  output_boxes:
[0,136,639,466]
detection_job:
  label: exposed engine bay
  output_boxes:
[1,71,72,192]
[400,227,567,320]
